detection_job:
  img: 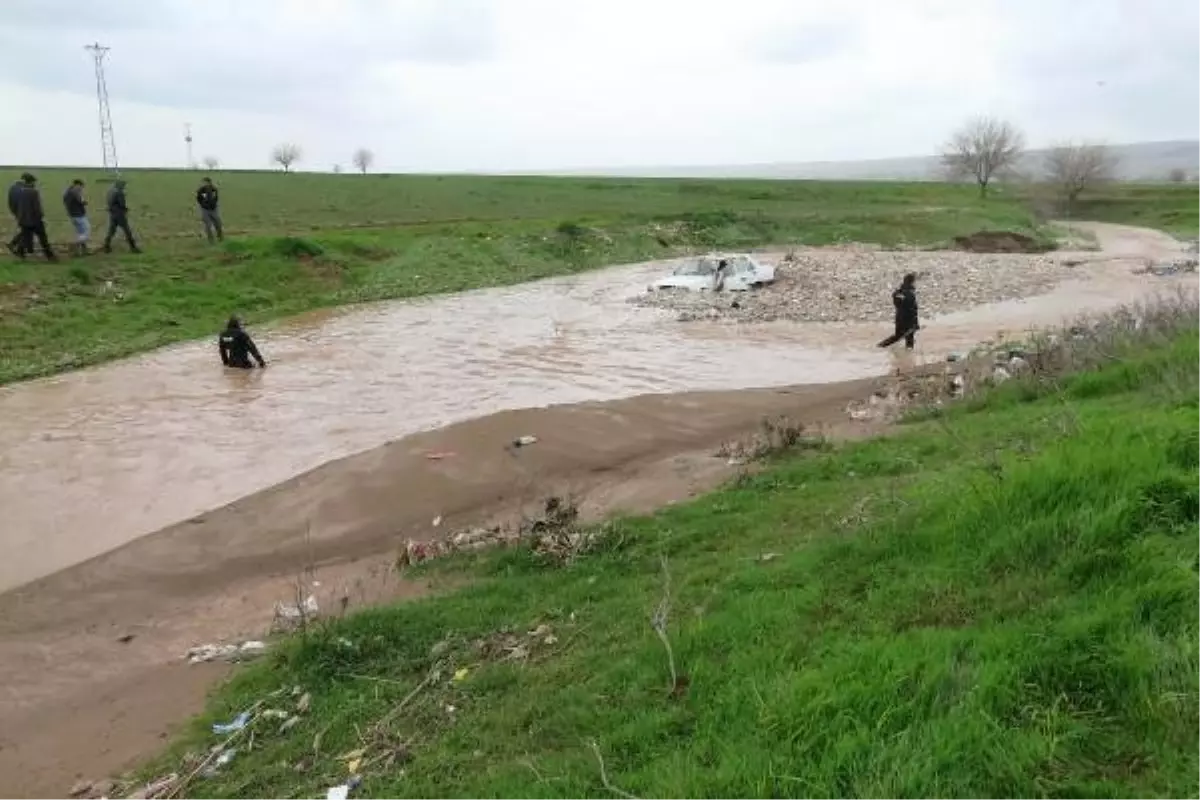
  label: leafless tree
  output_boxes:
[1043,141,1118,208]
[352,148,375,175]
[940,116,1026,197]
[1167,167,1188,183]
[332,164,343,174]
[271,143,302,173]
[202,155,220,170]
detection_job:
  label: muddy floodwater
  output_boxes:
[0,223,1193,591]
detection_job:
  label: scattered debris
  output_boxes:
[1135,258,1199,277]
[124,772,177,799]
[296,692,312,714]
[273,595,320,630]
[325,776,361,800]
[453,667,470,682]
[431,515,442,527]
[186,640,269,665]
[116,633,136,644]
[423,451,456,460]
[399,497,605,568]
[201,748,237,778]
[512,435,539,447]
[70,779,116,799]
[213,711,252,735]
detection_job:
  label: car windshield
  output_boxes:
[673,258,720,277]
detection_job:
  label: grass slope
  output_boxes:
[151,315,1199,798]
[0,172,1068,384]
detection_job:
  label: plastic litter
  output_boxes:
[212,711,251,735]
[453,667,469,682]
[512,435,538,447]
[326,776,362,800]
[424,451,456,460]
[186,640,269,664]
[274,595,319,620]
[201,748,237,778]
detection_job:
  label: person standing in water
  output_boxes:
[218,316,266,369]
[877,272,919,350]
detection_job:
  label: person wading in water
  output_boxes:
[877,272,919,350]
[218,316,266,369]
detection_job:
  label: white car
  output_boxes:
[649,253,776,293]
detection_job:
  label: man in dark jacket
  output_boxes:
[103,179,141,253]
[876,273,919,350]
[14,173,58,261]
[196,177,223,243]
[63,179,91,256]
[218,316,266,369]
[6,177,24,255]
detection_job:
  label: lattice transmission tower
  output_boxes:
[85,42,120,175]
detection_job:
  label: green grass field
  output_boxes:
[6,169,1190,385]
[141,303,1199,799]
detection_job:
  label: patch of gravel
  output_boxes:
[628,246,1081,324]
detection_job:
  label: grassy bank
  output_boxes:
[0,172,1056,384]
[142,304,1199,798]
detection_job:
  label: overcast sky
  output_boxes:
[1,0,1195,172]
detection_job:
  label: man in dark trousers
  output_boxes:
[196,176,224,243]
[218,316,267,369]
[14,173,58,261]
[6,176,25,255]
[63,179,91,256]
[877,273,919,350]
[103,179,141,253]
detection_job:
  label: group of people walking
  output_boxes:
[6,173,225,260]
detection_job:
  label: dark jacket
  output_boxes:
[14,185,45,227]
[106,184,129,217]
[7,181,22,217]
[219,324,265,368]
[63,185,87,218]
[892,284,919,328]
[196,184,219,211]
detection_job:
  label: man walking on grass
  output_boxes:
[63,179,91,256]
[6,176,24,255]
[196,176,224,243]
[103,179,141,253]
[14,173,58,262]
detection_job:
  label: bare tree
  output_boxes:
[352,148,375,175]
[1043,141,1117,209]
[332,164,343,174]
[1167,167,1188,183]
[271,143,302,173]
[940,116,1026,197]
[202,155,220,170]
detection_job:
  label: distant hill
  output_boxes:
[532,140,1199,182]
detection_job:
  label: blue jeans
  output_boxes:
[70,215,91,242]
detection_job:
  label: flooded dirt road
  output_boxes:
[0,222,1194,797]
[0,222,1193,592]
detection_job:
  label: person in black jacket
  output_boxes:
[196,177,224,243]
[103,179,141,253]
[6,177,24,255]
[14,173,58,261]
[63,179,91,256]
[877,273,919,350]
[218,316,266,369]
